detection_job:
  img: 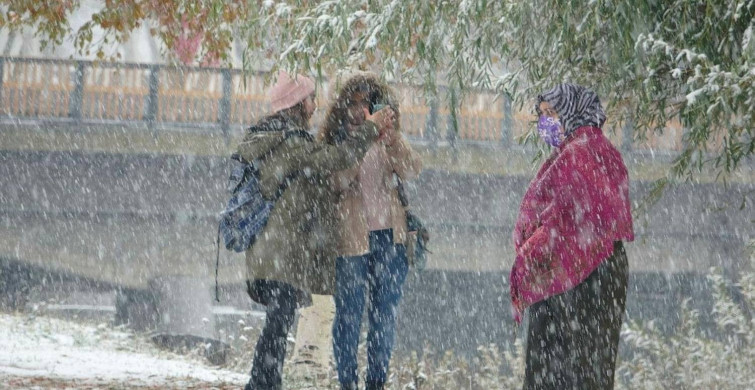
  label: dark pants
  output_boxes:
[333,229,409,387]
[245,280,300,390]
[523,241,628,390]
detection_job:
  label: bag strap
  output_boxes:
[262,130,311,200]
[215,223,221,302]
[395,173,410,208]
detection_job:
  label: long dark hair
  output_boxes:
[319,75,374,144]
[318,73,401,144]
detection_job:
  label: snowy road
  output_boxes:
[0,312,247,389]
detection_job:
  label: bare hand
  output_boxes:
[364,107,395,137]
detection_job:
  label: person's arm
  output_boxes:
[236,132,283,163]
[516,147,596,264]
[516,199,572,264]
[301,121,379,174]
[293,105,393,176]
[256,122,379,199]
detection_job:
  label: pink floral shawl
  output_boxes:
[510,126,634,322]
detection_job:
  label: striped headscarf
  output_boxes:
[536,84,606,135]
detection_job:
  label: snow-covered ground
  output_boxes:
[0,312,248,389]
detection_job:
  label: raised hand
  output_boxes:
[364,106,396,138]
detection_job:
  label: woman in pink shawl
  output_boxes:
[510,84,634,389]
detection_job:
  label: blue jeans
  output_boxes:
[332,229,409,385]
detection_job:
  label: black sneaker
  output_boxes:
[365,381,385,390]
[341,382,358,390]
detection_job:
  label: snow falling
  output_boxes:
[1,1,754,389]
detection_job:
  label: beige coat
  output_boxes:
[330,137,422,257]
[237,116,379,301]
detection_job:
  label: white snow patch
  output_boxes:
[685,88,705,105]
[0,313,246,386]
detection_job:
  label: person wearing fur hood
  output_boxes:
[319,72,422,390]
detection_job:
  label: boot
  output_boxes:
[365,381,384,390]
[245,379,282,390]
[341,382,358,390]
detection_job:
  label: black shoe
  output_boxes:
[245,381,282,390]
[341,382,358,390]
[365,381,384,390]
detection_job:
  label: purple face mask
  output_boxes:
[537,116,563,147]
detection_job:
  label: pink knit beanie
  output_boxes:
[267,71,316,113]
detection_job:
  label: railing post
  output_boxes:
[219,68,232,139]
[0,57,5,114]
[68,61,86,120]
[144,65,160,129]
[622,110,634,153]
[501,95,512,147]
[447,87,459,161]
[424,95,439,149]
[447,87,459,140]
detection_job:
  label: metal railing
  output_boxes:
[0,56,684,152]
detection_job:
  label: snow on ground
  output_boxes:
[0,312,247,389]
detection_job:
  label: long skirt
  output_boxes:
[523,241,628,390]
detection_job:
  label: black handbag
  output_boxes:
[396,174,430,270]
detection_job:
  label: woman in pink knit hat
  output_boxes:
[236,71,395,390]
[511,84,634,389]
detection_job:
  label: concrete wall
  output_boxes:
[1,131,751,288]
[1,121,753,355]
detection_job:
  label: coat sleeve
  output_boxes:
[299,121,380,174]
[386,136,422,180]
[236,132,285,163]
[257,122,379,199]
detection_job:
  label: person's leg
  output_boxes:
[523,243,628,390]
[565,241,629,389]
[332,255,370,388]
[562,271,596,389]
[247,280,299,390]
[591,242,629,388]
[523,299,550,389]
[365,230,409,389]
[522,294,571,390]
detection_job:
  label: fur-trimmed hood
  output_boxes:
[319,71,400,144]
